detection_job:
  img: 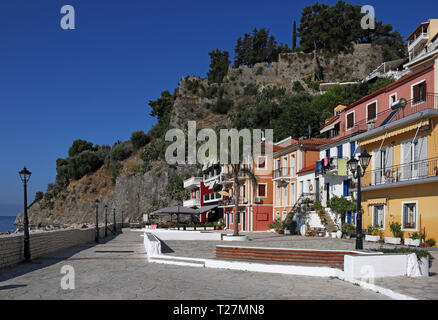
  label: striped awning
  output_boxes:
[358,119,430,146]
[367,198,387,206]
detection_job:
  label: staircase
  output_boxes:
[322,210,338,233]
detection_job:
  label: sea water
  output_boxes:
[0,216,17,233]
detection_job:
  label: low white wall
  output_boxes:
[344,253,429,280]
[149,229,222,241]
[143,232,162,259]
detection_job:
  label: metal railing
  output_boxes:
[273,167,295,179]
[348,93,438,135]
[362,157,438,187]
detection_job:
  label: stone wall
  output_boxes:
[0,224,122,269]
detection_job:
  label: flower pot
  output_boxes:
[331,232,337,239]
[300,225,307,236]
[336,231,342,239]
[384,237,401,245]
[365,235,380,242]
[284,229,291,235]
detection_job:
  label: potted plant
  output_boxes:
[405,232,422,247]
[385,222,403,245]
[425,238,436,248]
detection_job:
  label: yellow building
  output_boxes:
[353,95,438,243]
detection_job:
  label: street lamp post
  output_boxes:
[104,205,108,237]
[19,167,32,261]
[95,199,100,243]
[347,150,372,250]
[113,208,116,234]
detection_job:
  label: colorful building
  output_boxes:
[272,139,328,222]
[219,141,287,232]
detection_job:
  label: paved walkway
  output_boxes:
[0,229,388,300]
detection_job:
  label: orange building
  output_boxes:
[272,139,330,222]
[219,140,292,232]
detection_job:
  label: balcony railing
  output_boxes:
[408,32,429,52]
[348,93,438,136]
[273,167,295,179]
[362,157,438,188]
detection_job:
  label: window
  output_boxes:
[230,212,233,224]
[276,159,281,170]
[258,184,267,197]
[282,211,287,221]
[350,142,356,158]
[325,149,331,158]
[346,112,355,130]
[412,81,426,104]
[276,212,280,220]
[372,205,385,229]
[276,184,281,204]
[290,182,295,204]
[402,202,417,230]
[291,155,296,177]
[389,93,397,106]
[258,156,266,169]
[241,185,246,198]
[367,101,377,121]
[283,184,288,204]
[337,145,343,158]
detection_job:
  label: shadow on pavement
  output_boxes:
[0,230,124,283]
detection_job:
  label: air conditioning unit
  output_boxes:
[254,197,261,203]
[367,120,376,130]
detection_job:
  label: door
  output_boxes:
[226,212,230,229]
[242,211,246,231]
[315,178,320,202]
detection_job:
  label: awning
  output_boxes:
[197,205,218,214]
[358,119,430,146]
[320,120,340,134]
[367,198,387,206]
[150,205,199,215]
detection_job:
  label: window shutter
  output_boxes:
[368,103,376,120]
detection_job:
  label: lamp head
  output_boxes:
[359,149,372,171]
[347,157,358,174]
[19,167,32,183]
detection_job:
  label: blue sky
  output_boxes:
[0,0,436,215]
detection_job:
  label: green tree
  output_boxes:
[234,28,288,67]
[110,142,132,162]
[293,20,297,52]
[207,49,230,84]
[130,130,151,151]
[68,139,96,157]
[297,0,406,60]
[327,196,356,227]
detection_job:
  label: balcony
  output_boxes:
[273,167,294,179]
[349,93,438,136]
[408,32,429,53]
[183,198,201,208]
[317,157,349,177]
[183,177,202,189]
[362,157,438,188]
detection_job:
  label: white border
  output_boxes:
[371,204,386,230]
[346,110,355,131]
[389,92,397,107]
[410,79,427,106]
[366,100,378,122]
[258,183,268,198]
[401,200,419,231]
